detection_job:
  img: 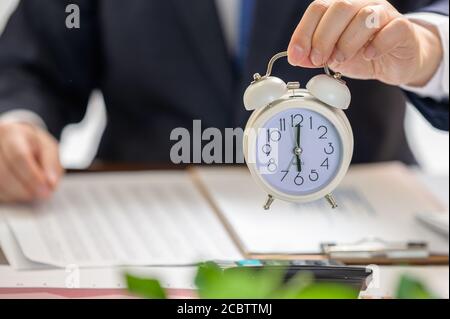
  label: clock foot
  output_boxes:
[263,195,274,210]
[325,194,338,209]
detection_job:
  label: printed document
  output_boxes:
[1,172,242,268]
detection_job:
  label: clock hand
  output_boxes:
[294,124,302,173]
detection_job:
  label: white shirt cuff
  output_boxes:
[0,109,47,129]
[401,12,449,101]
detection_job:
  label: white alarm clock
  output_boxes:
[243,51,353,210]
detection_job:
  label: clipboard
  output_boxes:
[245,238,448,265]
[190,163,449,266]
[247,243,448,266]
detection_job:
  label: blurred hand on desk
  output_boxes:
[0,123,63,203]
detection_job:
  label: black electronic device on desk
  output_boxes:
[216,259,373,293]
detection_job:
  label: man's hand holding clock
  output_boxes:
[287,0,443,87]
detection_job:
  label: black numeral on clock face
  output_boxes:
[262,144,272,156]
[267,159,277,172]
[267,129,281,142]
[321,158,330,170]
[291,114,303,127]
[281,170,289,182]
[324,143,334,155]
[279,118,286,131]
[318,125,328,139]
[309,169,319,182]
[294,174,304,186]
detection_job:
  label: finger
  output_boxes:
[331,4,398,64]
[288,0,331,67]
[0,152,34,202]
[363,17,414,60]
[0,130,50,199]
[310,0,363,66]
[35,130,63,189]
[328,47,375,79]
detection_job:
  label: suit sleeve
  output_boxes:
[0,0,100,138]
[404,0,449,131]
[416,0,449,14]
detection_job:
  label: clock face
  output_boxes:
[255,107,342,196]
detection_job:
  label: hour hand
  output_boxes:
[295,149,302,173]
[294,124,302,172]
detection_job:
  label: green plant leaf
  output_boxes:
[292,283,359,299]
[396,275,435,299]
[125,273,167,299]
[269,271,314,299]
[194,263,358,299]
[195,261,224,298]
[269,271,358,299]
[195,262,223,288]
[195,262,285,299]
[218,267,284,299]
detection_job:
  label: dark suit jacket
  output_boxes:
[0,0,448,164]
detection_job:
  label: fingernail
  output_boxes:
[288,45,306,65]
[328,59,339,70]
[364,45,377,60]
[37,186,50,198]
[310,49,323,66]
[332,50,345,64]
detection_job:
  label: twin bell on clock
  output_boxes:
[242,51,354,210]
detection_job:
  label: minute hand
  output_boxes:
[294,124,302,173]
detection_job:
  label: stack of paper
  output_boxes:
[0,172,243,269]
